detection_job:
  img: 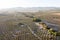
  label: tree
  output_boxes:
[48,28,57,36]
[33,18,42,22]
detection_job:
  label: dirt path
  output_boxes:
[27,25,41,40]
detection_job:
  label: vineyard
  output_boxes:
[0,13,60,40]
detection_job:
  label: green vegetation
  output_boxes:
[33,17,42,22]
[48,28,57,35]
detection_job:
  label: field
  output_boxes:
[0,9,60,40]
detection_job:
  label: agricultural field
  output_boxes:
[0,12,40,40]
[0,8,60,40]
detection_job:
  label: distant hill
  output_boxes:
[0,7,60,14]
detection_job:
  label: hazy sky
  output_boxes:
[0,0,60,9]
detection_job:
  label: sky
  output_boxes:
[0,0,60,9]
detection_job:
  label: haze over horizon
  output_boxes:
[0,0,60,9]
